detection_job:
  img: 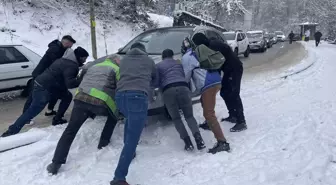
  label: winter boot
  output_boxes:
[98,139,110,150]
[193,132,206,150]
[208,141,230,154]
[46,163,62,175]
[110,180,130,185]
[45,110,57,116]
[221,116,237,123]
[1,130,15,137]
[199,121,211,130]
[183,136,194,151]
[52,118,67,126]
[230,122,247,132]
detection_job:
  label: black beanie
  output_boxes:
[162,49,174,59]
[192,33,210,46]
[74,47,89,58]
[130,42,146,52]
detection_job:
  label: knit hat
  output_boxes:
[192,33,210,46]
[62,35,76,44]
[130,42,146,52]
[74,47,89,58]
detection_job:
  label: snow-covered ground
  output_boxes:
[1,42,336,185]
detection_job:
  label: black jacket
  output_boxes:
[35,49,81,93]
[314,32,322,39]
[208,39,243,73]
[32,40,66,78]
[289,33,295,39]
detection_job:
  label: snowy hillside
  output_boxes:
[1,42,336,185]
[0,3,172,61]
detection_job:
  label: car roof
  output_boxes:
[247,30,263,33]
[0,44,23,47]
[223,31,236,34]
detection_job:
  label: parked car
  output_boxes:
[0,45,41,96]
[275,31,286,42]
[270,33,278,44]
[86,26,227,117]
[264,33,275,48]
[223,30,250,57]
[292,33,301,41]
[246,30,267,52]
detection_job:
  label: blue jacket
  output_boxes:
[181,49,221,94]
[156,58,187,90]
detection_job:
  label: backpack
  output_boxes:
[194,44,225,70]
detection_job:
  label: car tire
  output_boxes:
[244,46,250,57]
[234,48,239,56]
[21,79,33,98]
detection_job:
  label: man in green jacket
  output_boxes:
[46,54,121,175]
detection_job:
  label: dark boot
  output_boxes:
[193,132,206,150]
[221,116,237,123]
[183,136,194,151]
[230,122,247,132]
[52,117,67,126]
[45,110,57,116]
[1,130,15,137]
[110,180,130,185]
[98,139,110,150]
[46,163,62,175]
[199,121,211,130]
[208,141,230,154]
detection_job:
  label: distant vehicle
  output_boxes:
[223,30,250,57]
[246,30,267,52]
[0,45,41,96]
[292,33,301,41]
[275,31,286,42]
[264,33,275,48]
[89,26,227,118]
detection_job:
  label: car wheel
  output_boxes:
[244,46,250,57]
[21,79,33,98]
[234,48,239,56]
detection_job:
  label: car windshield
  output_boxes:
[119,29,193,55]
[275,31,284,35]
[223,33,236,40]
[246,33,263,38]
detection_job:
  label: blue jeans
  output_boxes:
[114,91,148,181]
[8,83,51,134]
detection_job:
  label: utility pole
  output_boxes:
[90,0,97,59]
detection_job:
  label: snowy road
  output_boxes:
[2,42,334,185]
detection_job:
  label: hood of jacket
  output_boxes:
[62,48,78,64]
[126,48,147,56]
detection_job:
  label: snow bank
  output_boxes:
[148,13,173,27]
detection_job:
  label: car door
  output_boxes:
[240,33,248,52]
[0,46,34,90]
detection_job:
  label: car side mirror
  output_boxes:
[237,38,243,42]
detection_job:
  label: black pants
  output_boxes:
[220,67,245,123]
[23,87,72,120]
[289,39,293,44]
[52,100,117,164]
[316,38,321,47]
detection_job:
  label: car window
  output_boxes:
[119,29,193,55]
[246,32,263,38]
[206,30,219,41]
[237,33,243,40]
[275,31,284,35]
[213,32,225,43]
[223,33,236,40]
[0,47,28,65]
[241,33,246,39]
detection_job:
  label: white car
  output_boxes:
[275,31,286,42]
[223,31,250,57]
[0,45,41,96]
